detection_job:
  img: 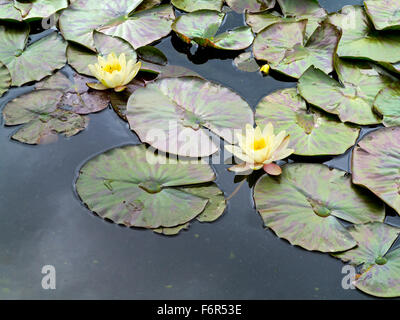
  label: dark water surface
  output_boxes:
[2,0,398,299]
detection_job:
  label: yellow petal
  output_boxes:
[262,122,274,138]
[225,145,254,164]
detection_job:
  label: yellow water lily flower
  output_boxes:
[260,64,270,75]
[87,52,141,92]
[225,123,294,175]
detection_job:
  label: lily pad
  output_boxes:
[171,0,224,12]
[0,0,68,21]
[67,31,138,77]
[126,76,254,157]
[333,223,400,298]
[255,88,360,156]
[75,144,225,230]
[172,10,254,50]
[136,0,162,12]
[364,0,400,30]
[233,52,260,72]
[136,46,167,66]
[0,23,66,86]
[328,5,400,64]
[226,0,275,13]
[352,127,400,215]
[59,1,175,51]
[2,89,88,144]
[0,61,11,97]
[253,20,340,78]
[298,59,393,125]
[373,85,400,127]
[254,163,385,252]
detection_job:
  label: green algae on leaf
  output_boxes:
[0,61,11,97]
[226,0,275,13]
[254,163,385,252]
[171,0,224,12]
[75,144,225,231]
[253,20,340,79]
[373,85,400,127]
[298,59,393,125]
[0,23,66,86]
[172,10,254,50]
[255,88,360,156]
[352,127,400,215]
[126,76,254,157]
[59,1,175,51]
[333,223,400,298]
[0,0,68,21]
[364,0,400,30]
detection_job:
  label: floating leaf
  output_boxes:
[67,31,137,77]
[364,0,400,30]
[373,85,400,127]
[171,0,224,12]
[172,10,254,50]
[233,52,260,72]
[298,59,393,125]
[153,223,190,235]
[0,0,68,21]
[136,46,167,66]
[352,127,400,215]
[0,23,66,86]
[226,0,275,13]
[253,20,340,78]
[59,1,175,51]
[328,5,400,64]
[333,223,400,298]
[136,0,162,12]
[126,76,254,157]
[75,144,224,230]
[0,61,11,97]
[255,88,360,156]
[254,163,385,252]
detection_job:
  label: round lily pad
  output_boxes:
[59,1,175,51]
[0,23,66,86]
[373,85,400,127]
[0,61,11,97]
[255,88,360,156]
[126,76,254,157]
[75,144,223,229]
[0,0,68,21]
[171,0,224,12]
[328,5,400,64]
[254,163,385,252]
[226,0,275,13]
[172,10,254,50]
[365,0,400,30]
[298,59,393,125]
[253,20,340,78]
[136,46,167,66]
[233,52,260,72]
[352,127,400,215]
[333,223,400,298]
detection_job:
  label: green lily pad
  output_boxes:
[75,144,224,229]
[126,76,254,157]
[352,127,400,215]
[0,61,11,97]
[171,0,224,12]
[0,0,68,21]
[136,46,167,66]
[333,223,400,298]
[2,89,88,144]
[373,85,400,127]
[298,59,393,125]
[59,1,175,51]
[153,223,190,236]
[364,0,400,30]
[226,0,275,13]
[136,0,162,12]
[328,5,400,64]
[254,163,385,252]
[172,10,254,50]
[255,88,360,156]
[0,23,66,86]
[67,31,138,77]
[253,20,340,78]
[233,52,260,72]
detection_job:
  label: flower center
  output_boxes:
[251,138,267,151]
[103,62,121,73]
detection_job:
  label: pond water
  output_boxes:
[1,0,399,299]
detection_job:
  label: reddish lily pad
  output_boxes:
[364,0,400,30]
[333,223,400,298]
[172,10,254,50]
[254,163,385,252]
[0,23,66,86]
[255,88,360,156]
[0,0,68,21]
[352,127,400,215]
[298,59,393,125]
[126,76,254,157]
[253,20,340,79]
[0,61,11,97]
[75,144,224,230]
[171,0,224,12]
[373,85,400,127]
[226,0,275,13]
